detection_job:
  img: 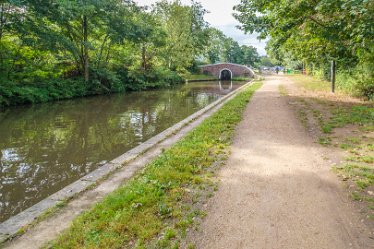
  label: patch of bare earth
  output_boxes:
[187,75,373,248]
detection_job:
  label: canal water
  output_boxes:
[0,81,244,222]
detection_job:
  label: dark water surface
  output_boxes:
[0,81,244,222]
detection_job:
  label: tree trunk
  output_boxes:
[83,15,89,82]
[142,43,146,70]
[105,43,112,64]
[0,3,5,73]
[97,34,109,68]
[0,3,4,41]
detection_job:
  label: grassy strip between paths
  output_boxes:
[48,82,262,249]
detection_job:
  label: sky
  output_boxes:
[135,0,267,55]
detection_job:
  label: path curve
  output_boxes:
[193,76,373,249]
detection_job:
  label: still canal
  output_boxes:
[0,81,244,222]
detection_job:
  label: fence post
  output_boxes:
[331,60,336,93]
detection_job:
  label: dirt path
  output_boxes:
[192,76,373,249]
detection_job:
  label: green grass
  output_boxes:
[186,74,216,81]
[320,105,373,137]
[344,137,361,145]
[318,137,332,146]
[232,77,252,82]
[298,110,308,128]
[334,164,374,190]
[48,82,262,249]
[186,74,252,82]
[291,75,331,92]
[340,143,355,150]
[367,144,374,151]
[325,106,374,130]
[346,155,374,164]
[351,191,362,201]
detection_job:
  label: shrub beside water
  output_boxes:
[120,67,184,91]
[0,78,88,106]
[0,68,184,107]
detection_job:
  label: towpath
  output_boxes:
[192,75,373,249]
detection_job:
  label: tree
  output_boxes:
[234,0,374,98]
[204,27,225,63]
[132,11,166,71]
[13,0,139,82]
[1,0,257,106]
[0,2,25,80]
[241,45,259,66]
[154,0,209,72]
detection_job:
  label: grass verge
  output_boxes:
[289,74,331,92]
[186,74,216,81]
[186,74,252,82]
[47,82,262,249]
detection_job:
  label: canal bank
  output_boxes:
[0,81,245,223]
[2,81,259,248]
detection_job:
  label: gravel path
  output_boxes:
[193,76,373,249]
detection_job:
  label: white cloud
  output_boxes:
[216,24,267,55]
[134,0,267,55]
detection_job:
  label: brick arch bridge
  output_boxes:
[200,63,255,80]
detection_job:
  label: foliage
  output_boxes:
[0,78,87,106]
[153,0,209,73]
[258,56,276,68]
[234,0,374,99]
[202,27,260,66]
[0,0,261,107]
[120,67,184,91]
[0,0,239,106]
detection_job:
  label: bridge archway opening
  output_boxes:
[220,69,232,80]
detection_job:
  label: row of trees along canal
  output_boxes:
[0,0,261,107]
[235,0,374,99]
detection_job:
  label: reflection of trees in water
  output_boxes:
[0,82,235,221]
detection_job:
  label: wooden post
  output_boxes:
[331,60,336,93]
[302,61,305,75]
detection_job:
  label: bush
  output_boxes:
[89,68,124,94]
[0,67,184,107]
[119,67,183,91]
[336,66,374,100]
[0,78,88,106]
[308,63,374,100]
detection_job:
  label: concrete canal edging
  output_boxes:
[1,80,254,248]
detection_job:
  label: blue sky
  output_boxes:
[135,0,267,55]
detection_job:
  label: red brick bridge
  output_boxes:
[200,63,255,80]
